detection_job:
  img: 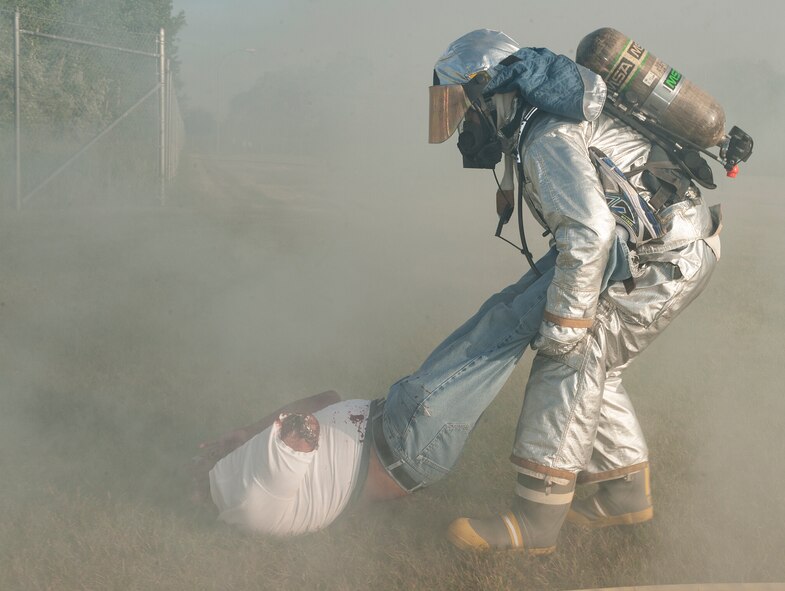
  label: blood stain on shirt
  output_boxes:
[349,413,366,439]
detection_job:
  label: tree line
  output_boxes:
[0,0,184,131]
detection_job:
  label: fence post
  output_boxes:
[14,7,22,210]
[158,27,166,205]
[167,60,173,181]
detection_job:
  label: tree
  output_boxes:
[0,0,185,129]
[0,1,187,203]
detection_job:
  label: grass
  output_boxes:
[1,158,783,590]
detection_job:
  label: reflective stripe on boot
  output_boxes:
[447,471,575,553]
[568,463,653,528]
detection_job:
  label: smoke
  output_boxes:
[1,0,783,588]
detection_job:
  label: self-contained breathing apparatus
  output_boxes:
[443,31,753,277]
[576,27,753,190]
[453,71,505,170]
[453,67,545,273]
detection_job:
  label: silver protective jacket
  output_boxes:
[520,113,718,326]
[512,112,721,477]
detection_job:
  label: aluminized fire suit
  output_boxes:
[379,111,720,489]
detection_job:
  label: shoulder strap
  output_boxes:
[603,102,717,190]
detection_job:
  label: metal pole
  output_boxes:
[216,65,221,153]
[14,8,22,210]
[158,27,166,205]
[17,29,159,58]
[166,63,170,180]
[167,61,174,180]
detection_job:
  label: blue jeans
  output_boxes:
[381,249,558,487]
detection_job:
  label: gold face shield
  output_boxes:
[428,70,492,144]
[428,84,472,144]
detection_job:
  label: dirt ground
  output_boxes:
[1,154,783,590]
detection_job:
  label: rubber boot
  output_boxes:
[567,463,653,528]
[447,472,575,554]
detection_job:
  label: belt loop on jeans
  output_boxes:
[371,398,425,493]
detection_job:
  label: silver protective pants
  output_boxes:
[513,238,717,478]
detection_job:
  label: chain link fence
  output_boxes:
[0,7,183,208]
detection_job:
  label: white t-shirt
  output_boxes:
[209,399,371,536]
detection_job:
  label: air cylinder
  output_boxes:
[576,28,726,148]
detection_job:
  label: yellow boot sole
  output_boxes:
[446,517,556,555]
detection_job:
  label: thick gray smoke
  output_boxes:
[1,1,783,588]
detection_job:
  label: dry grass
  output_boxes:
[1,157,783,590]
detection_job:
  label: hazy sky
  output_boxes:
[171,0,783,177]
[173,0,785,109]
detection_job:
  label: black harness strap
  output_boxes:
[627,145,693,211]
[603,103,717,190]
